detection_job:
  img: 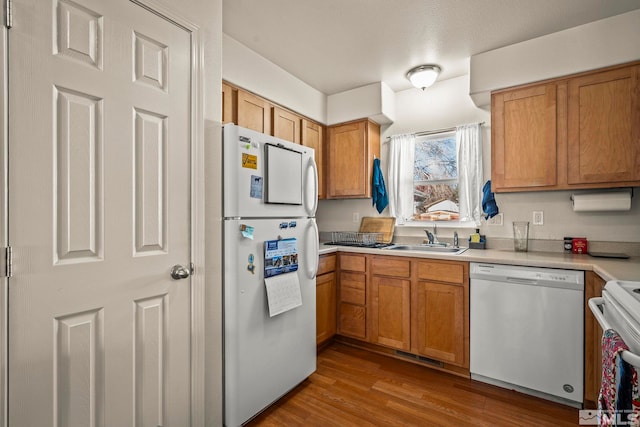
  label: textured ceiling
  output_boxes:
[223,0,640,94]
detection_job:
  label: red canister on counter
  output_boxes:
[572,237,588,254]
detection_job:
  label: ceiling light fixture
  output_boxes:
[406,64,441,90]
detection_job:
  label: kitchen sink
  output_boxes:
[387,245,468,255]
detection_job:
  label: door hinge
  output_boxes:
[5,0,12,29]
[3,246,11,278]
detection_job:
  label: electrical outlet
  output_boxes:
[487,213,503,226]
[352,212,360,223]
[533,211,544,225]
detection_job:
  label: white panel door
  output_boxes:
[8,0,192,426]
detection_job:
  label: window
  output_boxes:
[387,124,482,227]
[413,132,460,222]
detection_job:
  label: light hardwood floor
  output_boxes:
[248,342,578,426]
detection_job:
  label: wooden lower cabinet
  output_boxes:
[370,256,411,351]
[370,276,411,351]
[316,254,337,346]
[337,253,469,372]
[338,254,368,340]
[584,271,606,408]
[412,280,467,366]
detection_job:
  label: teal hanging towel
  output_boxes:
[372,158,389,214]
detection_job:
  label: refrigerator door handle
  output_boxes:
[304,156,318,217]
[305,220,319,279]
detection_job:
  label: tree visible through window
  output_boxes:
[413,132,460,221]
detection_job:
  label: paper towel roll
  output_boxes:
[571,190,632,212]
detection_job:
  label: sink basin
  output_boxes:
[388,245,468,255]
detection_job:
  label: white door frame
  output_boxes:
[0,1,209,426]
[0,3,7,426]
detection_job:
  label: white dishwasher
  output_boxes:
[470,262,584,407]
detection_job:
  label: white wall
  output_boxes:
[327,82,395,125]
[470,9,640,107]
[223,34,327,123]
[316,74,640,244]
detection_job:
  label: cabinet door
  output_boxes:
[316,272,337,346]
[302,119,325,199]
[272,107,301,144]
[222,82,237,124]
[327,120,380,198]
[412,281,466,366]
[567,65,640,185]
[370,276,410,350]
[584,271,606,408]
[492,83,557,191]
[237,89,272,134]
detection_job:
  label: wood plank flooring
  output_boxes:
[247,342,579,426]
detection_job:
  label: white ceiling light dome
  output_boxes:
[406,64,441,90]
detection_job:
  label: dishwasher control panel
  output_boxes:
[470,263,584,289]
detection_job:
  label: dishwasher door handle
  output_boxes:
[505,276,538,286]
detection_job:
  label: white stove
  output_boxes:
[590,280,640,367]
[602,281,640,354]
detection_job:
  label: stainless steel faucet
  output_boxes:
[424,230,435,244]
[424,226,439,244]
[453,231,459,247]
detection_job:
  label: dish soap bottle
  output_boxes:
[470,228,481,243]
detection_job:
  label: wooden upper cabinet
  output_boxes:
[492,83,558,191]
[222,82,237,124]
[301,119,325,199]
[327,119,380,199]
[567,65,640,185]
[272,107,301,144]
[491,61,640,192]
[237,89,272,134]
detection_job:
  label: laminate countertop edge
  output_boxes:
[318,244,640,282]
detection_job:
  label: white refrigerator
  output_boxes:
[223,124,319,426]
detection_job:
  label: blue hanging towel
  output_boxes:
[482,180,499,219]
[372,158,389,214]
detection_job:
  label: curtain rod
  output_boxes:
[385,121,485,141]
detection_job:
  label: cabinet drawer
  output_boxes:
[340,272,365,305]
[417,261,464,284]
[318,254,336,276]
[371,257,410,278]
[340,302,366,339]
[339,254,366,272]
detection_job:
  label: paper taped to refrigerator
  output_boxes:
[264,272,302,317]
[264,238,298,277]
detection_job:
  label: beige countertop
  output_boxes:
[318,244,640,282]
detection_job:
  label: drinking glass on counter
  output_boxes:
[513,221,529,252]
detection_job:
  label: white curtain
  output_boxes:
[456,123,483,225]
[387,133,416,225]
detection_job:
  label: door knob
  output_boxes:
[170,264,191,280]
